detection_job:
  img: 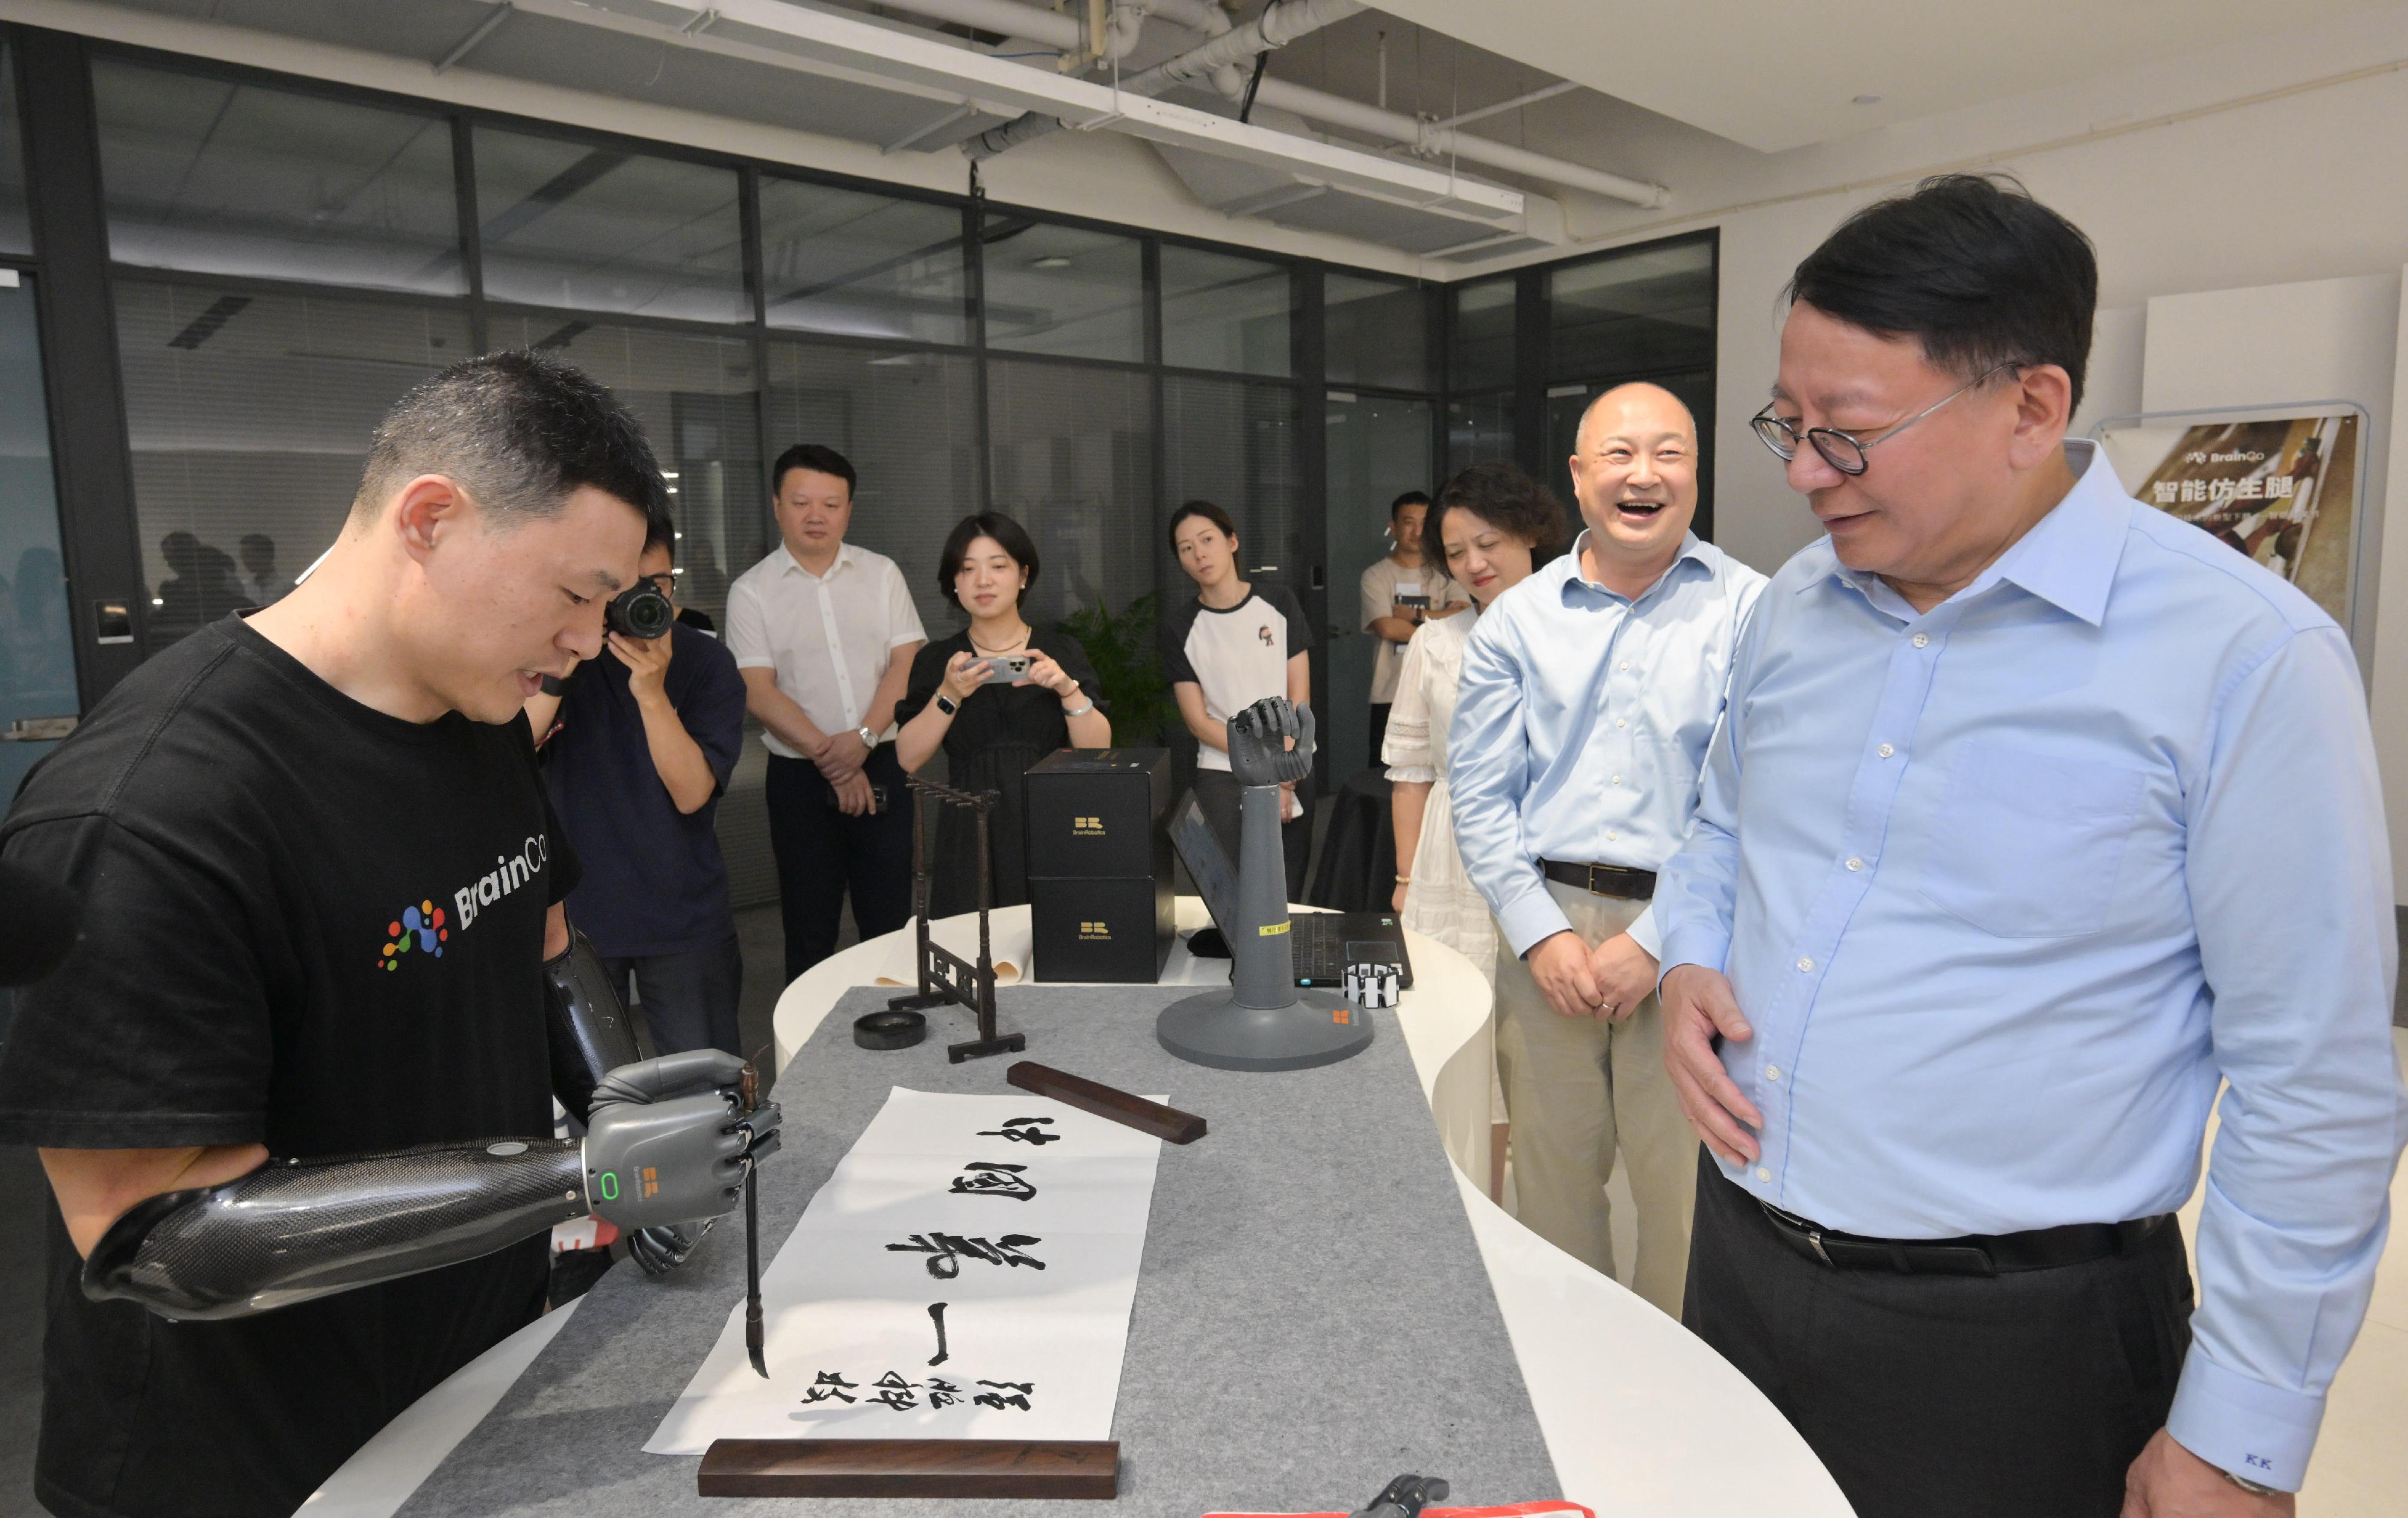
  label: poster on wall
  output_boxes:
[2096,408,2365,637]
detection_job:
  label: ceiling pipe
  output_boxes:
[962,0,1363,158]
[869,0,1082,48]
[910,0,1666,208]
[1252,76,1668,208]
[1433,78,1579,131]
[1128,0,1242,96]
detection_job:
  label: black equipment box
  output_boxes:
[1025,748,1174,983]
[1024,747,1173,879]
[1028,873,1176,984]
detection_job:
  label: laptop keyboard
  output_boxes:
[1294,916,1351,983]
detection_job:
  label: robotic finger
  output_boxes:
[1350,1473,1450,1518]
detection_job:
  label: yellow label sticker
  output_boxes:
[1258,921,1290,937]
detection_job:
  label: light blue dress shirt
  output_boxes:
[1656,440,2408,1491]
[1452,531,1766,961]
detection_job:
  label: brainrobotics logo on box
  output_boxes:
[378,901,449,971]
[376,835,549,971]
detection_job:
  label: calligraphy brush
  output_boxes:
[742,1054,767,1378]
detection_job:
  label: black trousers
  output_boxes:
[601,934,742,1057]
[1191,767,1311,904]
[765,748,914,983]
[1368,702,1392,768]
[1683,1155,2191,1518]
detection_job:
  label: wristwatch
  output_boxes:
[2218,1467,2282,1498]
[934,694,959,718]
[855,724,878,749]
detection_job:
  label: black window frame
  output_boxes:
[7,22,1719,724]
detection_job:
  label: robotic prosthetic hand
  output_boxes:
[543,926,726,1275]
[1226,695,1315,791]
[79,933,782,1322]
[1225,697,1317,1011]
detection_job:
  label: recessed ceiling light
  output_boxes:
[1032,255,1072,269]
[1852,93,1882,105]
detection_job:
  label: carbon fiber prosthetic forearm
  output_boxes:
[82,1140,589,1321]
[546,927,643,1125]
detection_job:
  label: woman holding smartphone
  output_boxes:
[1162,500,1315,900]
[897,512,1109,914]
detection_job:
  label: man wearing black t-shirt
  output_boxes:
[0,353,748,1518]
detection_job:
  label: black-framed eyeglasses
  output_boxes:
[1750,362,2018,476]
[641,571,675,597]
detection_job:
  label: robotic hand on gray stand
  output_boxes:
[1224,698,1316,1011]
[81,927,782,1322]
[1158,697,1373,1072]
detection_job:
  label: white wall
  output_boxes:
[1696,59,2408,580]
[1638,66,2408,895]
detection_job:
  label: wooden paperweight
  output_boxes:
[698,1437,1120,1499]
[1008,1060,1207,1144]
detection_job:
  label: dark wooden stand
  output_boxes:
[887,777,1026,1063]
[698,1438,1119,1499]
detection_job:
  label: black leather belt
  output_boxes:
[1753,1191,2171,1277]
[1539,859,1657,900]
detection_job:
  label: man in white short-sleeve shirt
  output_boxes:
[725,443,925,980]
[1359,489,1469,766]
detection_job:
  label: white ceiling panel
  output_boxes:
[1370,0,2401,152]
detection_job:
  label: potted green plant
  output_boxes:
[1058,591,1176,744]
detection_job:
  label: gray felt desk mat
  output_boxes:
[396,986,1559,1517]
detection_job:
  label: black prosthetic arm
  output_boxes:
[545,925,644,1126]
[83,1140,589,1322]
[79,926,785,1322]
[81,1050,783,1321]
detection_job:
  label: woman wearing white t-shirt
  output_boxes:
[1162,500,1315,901]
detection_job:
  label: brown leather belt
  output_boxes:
[1539,859,1657,900]
[1752,1188,2172,1277]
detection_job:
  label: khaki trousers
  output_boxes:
[1494,880,1696,1316]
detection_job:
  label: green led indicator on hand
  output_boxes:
[595,1171,619,1202]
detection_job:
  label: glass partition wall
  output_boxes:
[31,32,1716,892]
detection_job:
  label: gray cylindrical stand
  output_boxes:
[1159,783,1374,1071]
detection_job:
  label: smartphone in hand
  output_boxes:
[976,653,1034,685]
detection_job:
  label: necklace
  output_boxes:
[968,623,1030,655]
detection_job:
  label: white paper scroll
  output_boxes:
[645,1087,1166,1452]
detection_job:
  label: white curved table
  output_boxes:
[310,900,1852,1518]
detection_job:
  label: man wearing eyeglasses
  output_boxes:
[1656,173,2405,1517]
[526,517,749,1057]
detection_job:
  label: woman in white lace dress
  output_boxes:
[1382,462,1569,983]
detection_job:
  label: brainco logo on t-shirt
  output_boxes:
[376,835,549,971]
[378,901,450,969]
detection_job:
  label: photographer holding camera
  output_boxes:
[525,518,748,1056]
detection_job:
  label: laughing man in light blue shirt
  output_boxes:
[1657,175,2406,1517]
[1451,387,1764,1313]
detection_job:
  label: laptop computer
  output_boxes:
[1168,791,1415,990]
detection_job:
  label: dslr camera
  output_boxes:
[605,582,674,640]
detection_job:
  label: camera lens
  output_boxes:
[605,584,673,639]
